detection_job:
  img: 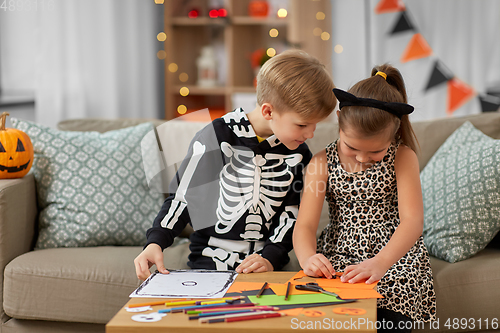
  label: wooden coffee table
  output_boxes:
[106,271,376,333]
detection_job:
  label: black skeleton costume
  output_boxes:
[146,108,312,270]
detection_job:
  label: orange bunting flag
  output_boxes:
[375,0,406,14]
[400,33,433,63]
[447,78,476,115]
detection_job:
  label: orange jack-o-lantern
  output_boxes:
[248,0,269,17]
[0,112,34,179]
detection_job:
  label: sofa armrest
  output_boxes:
[0,173,37,273]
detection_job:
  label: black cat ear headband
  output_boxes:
[333,84,414,119]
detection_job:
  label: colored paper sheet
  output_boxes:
[270,283,340,296]
[130,270,237,298]
[335,288,383,299]
[283,271,381,299]
[248,293,346,307]
[425,60,454,91]
[390,11,415,35]
[286,270,318,285]
[401,33,432,63]
[447,78,475,115]
[225,281,268,294]
[314,277,378,290]
[374,0,406,14]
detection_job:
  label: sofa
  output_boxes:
[1,112,500,333]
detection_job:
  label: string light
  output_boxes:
[313,27,322,36]
[334,45,343,54]
[277,8,287,18]
[168,63,178,73]
[269,28,279,38]
[188,9,199,18]
[157,50,166,60]
[154,0,164,4]
[209,9,218,18]
[266,48,276,57]
[177,105,187,114]
[179,87,190,97]
[157,32,167,42]
[316,12,325,20]
[321,32,330,41]
[179,73,189,82]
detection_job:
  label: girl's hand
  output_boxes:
[303,253,336,279]
[341,257,387,284]
[235,254,274,273]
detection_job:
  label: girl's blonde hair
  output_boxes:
[257,49,337,120]
[337,64,419,153]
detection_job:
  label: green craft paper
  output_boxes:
[248,293,344,306]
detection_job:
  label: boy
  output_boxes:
[134,49,336,280]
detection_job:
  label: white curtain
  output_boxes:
[331,0,500,121]
[35,0,161,128]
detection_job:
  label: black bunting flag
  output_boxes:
[425,60,454,91]
[390,11,415,35]
[478,94,500,112]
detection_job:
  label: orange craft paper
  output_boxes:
[334,288,383,299]
[269,283,338,296]
[314,277,378,290]
[285,271,383,299]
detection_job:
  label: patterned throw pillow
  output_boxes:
[421,121,500,263]
[11,118,164,249]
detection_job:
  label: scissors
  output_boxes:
[295,282,342,299]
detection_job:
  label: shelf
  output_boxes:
[231,17,288,26]
[170,17,287,27]
[171,17,227,26]
[164,0,332,120]
[173,85,228,95]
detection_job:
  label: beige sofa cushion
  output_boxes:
[412,112,500,170]
[57,118,167,133]
[3,244,190,324]
[417,249,500,332]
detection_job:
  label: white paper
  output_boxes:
[126,306,152,312]
[129,270,238,298]
[131,313,166,322]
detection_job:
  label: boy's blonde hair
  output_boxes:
[256,49,336,120]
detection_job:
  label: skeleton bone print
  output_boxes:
[216,142,302,240]
[147,108,311,271]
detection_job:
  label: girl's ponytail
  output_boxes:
[371,64,419,154]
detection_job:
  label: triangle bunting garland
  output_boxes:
[400,33,432,63]
[376,0,492,115]
[425,60,454,91]
[375,0,406,14]
[447,78,476,115]
[478,94,500,112]
[390,11,415,35]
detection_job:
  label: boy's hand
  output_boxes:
[134,243,169,280]
[235,254,274,273]
[341,257,385,284]
[302,253,336,279]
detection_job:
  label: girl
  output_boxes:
[293,64,436,331]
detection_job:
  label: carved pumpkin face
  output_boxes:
[0,112,34,179]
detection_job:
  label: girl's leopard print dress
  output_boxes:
[317,140,436,322]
